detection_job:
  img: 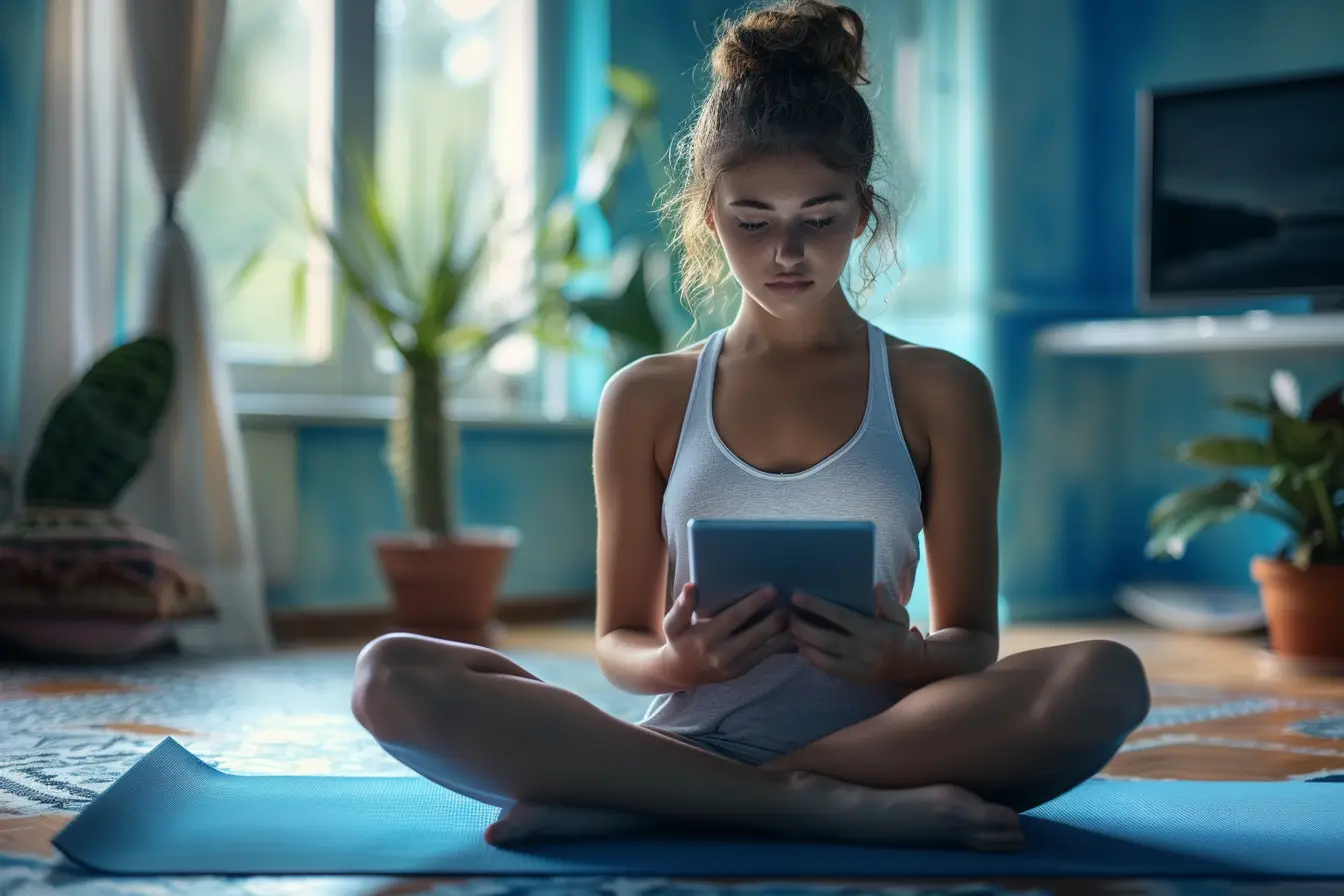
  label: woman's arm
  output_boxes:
[592,357,688,695]
[904,352,1002,686]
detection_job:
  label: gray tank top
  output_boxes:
[640,323,925,762]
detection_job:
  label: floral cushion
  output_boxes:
[0,508,214,621]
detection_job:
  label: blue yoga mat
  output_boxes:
[53,738,1343,879]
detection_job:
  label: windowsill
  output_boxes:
[235,393,595,432]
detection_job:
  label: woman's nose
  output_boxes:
[774,225,806,266]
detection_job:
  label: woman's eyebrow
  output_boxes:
[727,192,846,210]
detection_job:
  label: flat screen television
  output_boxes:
[1137,69,1344,313]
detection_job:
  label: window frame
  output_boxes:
[226,0,549,418]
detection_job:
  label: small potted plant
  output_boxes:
[1147,371,1344,663]
[303,154,568,646]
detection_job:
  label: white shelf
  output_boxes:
[1036,311,1344,356]
[234,393,594,431]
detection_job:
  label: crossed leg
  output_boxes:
[762,639,1152,810]
[350,634,1148,848]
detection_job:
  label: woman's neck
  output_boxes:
[727,284,868,354]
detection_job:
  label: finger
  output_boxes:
[711,585,778,633]
[720,610,788,664]
[728,629,793,676]
[792,591,871,633]
[796,642,848,676]
[662,585,696,638]
[789,613,850,657]
[799,642,871,681]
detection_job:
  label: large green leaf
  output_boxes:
[23,335,176,508]
[1178,436,1277,468]
[569,242,666,356]
[1145,479,1259,560]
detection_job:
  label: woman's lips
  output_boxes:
[765,279,814,293]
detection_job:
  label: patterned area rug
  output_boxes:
[2,647,1343,896]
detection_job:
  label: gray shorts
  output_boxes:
[653,727,786,766]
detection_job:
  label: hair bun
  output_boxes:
[712,1,869,86]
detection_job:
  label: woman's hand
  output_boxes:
[657,584,792,689]
[789,584,926,684]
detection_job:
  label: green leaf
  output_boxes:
[303,202,414,348]
[351,154,417,306]
[1226,396,1278,418]
[1269,464,1316,525]
[609,66,658,113]
[437,324,490,353]
[1178,436,1277,468]
[569,242,666,355]
[1270,415,1339,466]
[535,197,580,263]
[225,245,268,301]
[22,335,176,508]
[1146,479,1257,560]
[289,261,308,338]
[575,105,638,208]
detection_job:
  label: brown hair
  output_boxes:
[661,0,896,326]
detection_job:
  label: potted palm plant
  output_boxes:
[303,154,568,646]
[1146,371,1344,663]
[300,70,665,646]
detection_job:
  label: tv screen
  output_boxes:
[1139,70,1344,310]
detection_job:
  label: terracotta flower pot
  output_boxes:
[1251,556,1344,661]
[373,527,520,647]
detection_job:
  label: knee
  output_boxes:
[351,633,462,740]
[1040,640,1151,740]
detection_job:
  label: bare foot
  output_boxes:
[781,773,1024,851]
[485,803,656,845]
[485,776,1022,851]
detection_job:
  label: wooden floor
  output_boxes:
[2,620,1342,896]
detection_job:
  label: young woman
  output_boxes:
[351,0,1151,851]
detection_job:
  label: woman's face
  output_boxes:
[710,151,869,319]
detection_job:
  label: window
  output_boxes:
[120,0,542,412]
[855,0,989,318]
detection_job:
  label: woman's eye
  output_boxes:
[735,217,835,233]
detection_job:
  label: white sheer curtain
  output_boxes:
[118,0,273,656]
[17,0,271,656]
[16,0,125,504]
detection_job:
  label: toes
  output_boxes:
[483,806,533,845]
[967,803,1024,851]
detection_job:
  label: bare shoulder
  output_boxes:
[885,338,995,411]
[598,344,702,422]
[595,343,706,476]
[882,337,999,468]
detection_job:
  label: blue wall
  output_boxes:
[266,423,596,607]
[0,0,45,454]
[990,0,1344,619]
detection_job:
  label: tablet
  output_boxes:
[687,518,876,633]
